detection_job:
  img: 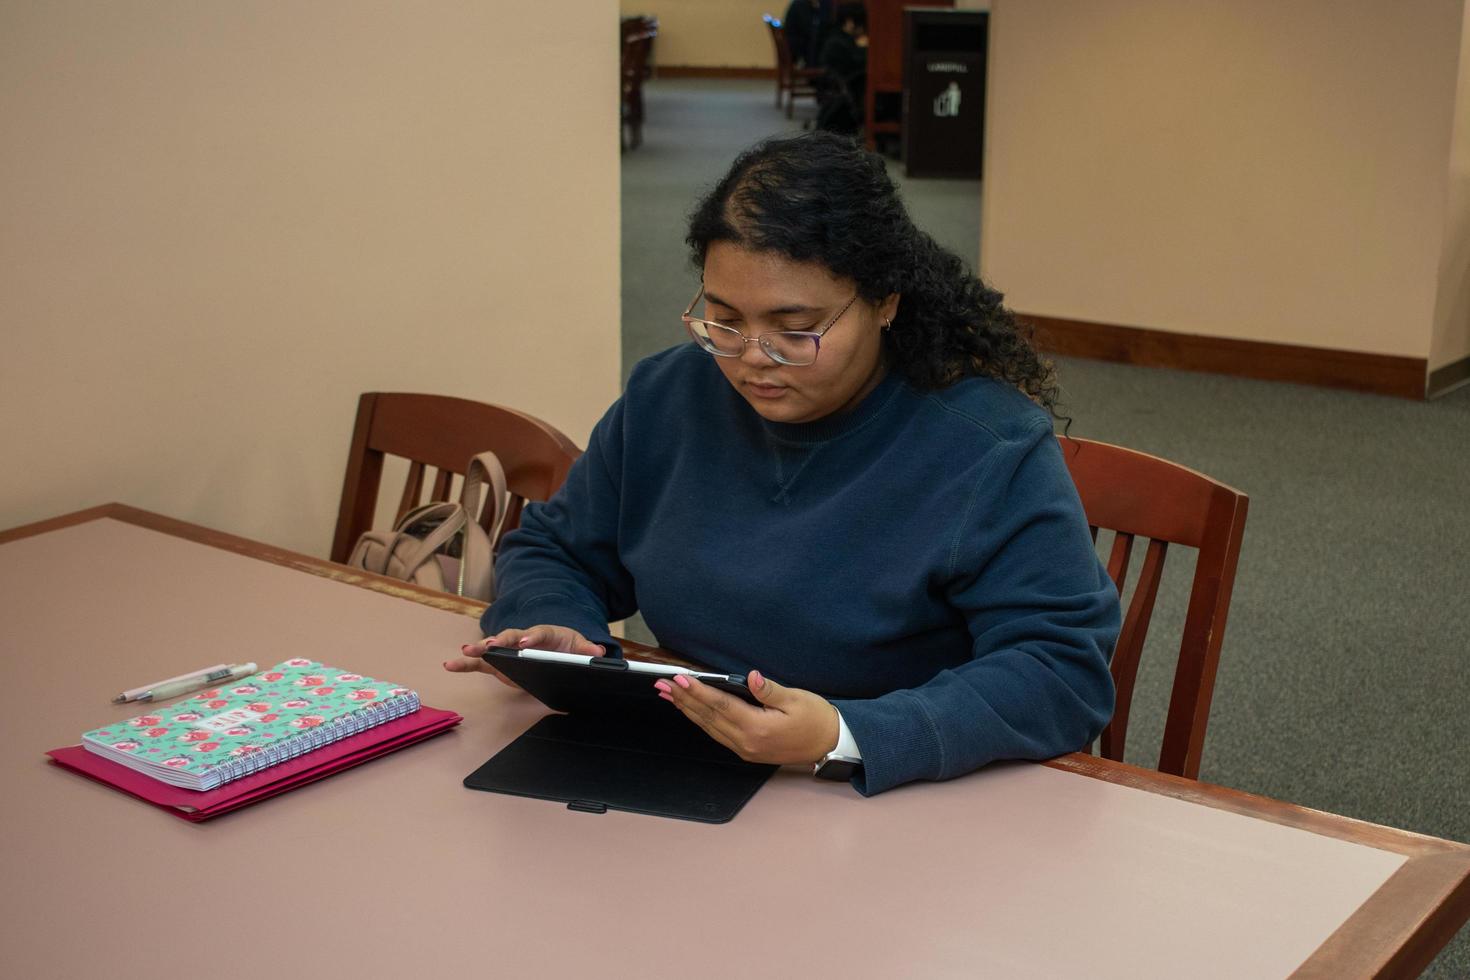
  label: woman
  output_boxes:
[447,132,1119,796]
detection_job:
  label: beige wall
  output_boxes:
[982,0,1463,360]
[1431,0,1470,372]
[623,0,778,69]
[0,1,620,555]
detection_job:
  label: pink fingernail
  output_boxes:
[518,636,533,647]
[751,671,764,689]
[674,674,691,689]
[657,692,674,703]
[653,680,672,694]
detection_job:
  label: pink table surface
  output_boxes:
[0,508,1464,980]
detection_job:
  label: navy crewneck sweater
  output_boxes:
[483,344,1118,795]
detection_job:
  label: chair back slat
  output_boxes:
[331,393,582,569]
[1099,537,1168,763]
[398,461,426,522]
[431,468,453,503]
[1159,488,1249,776]
[1104,531,1134,594]
[1059,436,1248,779]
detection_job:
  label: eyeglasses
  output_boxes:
[681,286,860,366]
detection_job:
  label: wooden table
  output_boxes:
[2,505,1467,979]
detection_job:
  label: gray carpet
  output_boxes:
[622,78,1470,976]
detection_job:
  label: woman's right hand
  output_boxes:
[443,625,607,688]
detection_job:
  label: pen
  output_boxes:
[114,664,229,703]
[132,663,259,703]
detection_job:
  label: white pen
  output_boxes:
[114,664,230,703]
[133,663,259,703]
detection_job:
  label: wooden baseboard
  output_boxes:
[1427,355,1470,398]
[656,66,776,80]
[1023,314,1428,400]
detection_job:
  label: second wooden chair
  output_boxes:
[330,392,581,568]
[1059,436,1249,779]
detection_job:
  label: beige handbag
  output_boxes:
[346,451,509,601]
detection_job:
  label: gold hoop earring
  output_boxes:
[882,318,892,332]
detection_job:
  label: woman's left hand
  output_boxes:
[656,670,840,766]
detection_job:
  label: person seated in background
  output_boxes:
[816,2,868,135]
[447,132,1119,796]
[782,0,829,68]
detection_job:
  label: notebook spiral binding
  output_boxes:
[205,692,421,789]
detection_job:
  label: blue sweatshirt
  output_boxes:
[482,343,1119,795]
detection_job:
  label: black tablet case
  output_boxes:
[463,650,777,823]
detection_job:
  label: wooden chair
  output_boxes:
[763,14,823,119]
[1058,436,1249,779]
[330,392,582,566]
[620,15,658,77]
[621,25,657,151]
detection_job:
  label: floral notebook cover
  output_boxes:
[82,659,419,791]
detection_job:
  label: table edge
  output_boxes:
[7,504,1468,976]
[2,503,491,616]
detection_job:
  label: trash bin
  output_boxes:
[902,9,988,178]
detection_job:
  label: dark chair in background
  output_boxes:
[331,392,581,565]
[1059,436,1249,779]
[764,14,822,119]
[621,19,658,151]
[620,15,658,76]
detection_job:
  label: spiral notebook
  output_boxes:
[81,659,419,791]
[50,705,461,821]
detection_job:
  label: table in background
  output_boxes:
[2,505,1467,979]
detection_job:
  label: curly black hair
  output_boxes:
[686,131,1060,414]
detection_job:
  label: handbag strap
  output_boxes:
[395,501,469,574]
[460,450,510,545]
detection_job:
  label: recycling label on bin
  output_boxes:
[934,81,961,117]
[926,62,968,117]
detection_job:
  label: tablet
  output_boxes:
[480,646,761,715]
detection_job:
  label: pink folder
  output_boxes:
[47,705,462,821]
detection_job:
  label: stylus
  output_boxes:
[513,649,597,667]
[515,649,747,686]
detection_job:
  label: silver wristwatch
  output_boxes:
[813,748,862,780]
